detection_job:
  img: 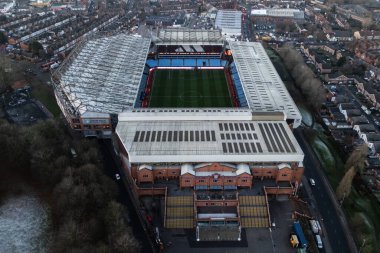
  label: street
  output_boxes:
[98,139,155,253]
[294,128,358,253]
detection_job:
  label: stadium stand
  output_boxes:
[135,65,150,108]
[239,196,270,228]
[230,62,248,107]
[146,59,227,68]
[165,196,194,229]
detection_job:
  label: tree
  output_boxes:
[336,56,346,67]
[336,166,356,201]
[105,201,140,253]
[0,56,11,93]
[0,31,7,44]
[336,144,368,202]
[0,120,30,172]
[345,144,368,173]
[279,46,325,110]
[30,40,43,56]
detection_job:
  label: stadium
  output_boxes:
[52,28,304,243]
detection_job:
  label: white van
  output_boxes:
[315,234,323,249]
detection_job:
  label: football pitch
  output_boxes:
[148,69,233,107]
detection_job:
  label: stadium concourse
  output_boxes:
[52,28,304,246]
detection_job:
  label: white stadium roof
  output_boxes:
[56,34,151,115]
[154,28,225,45]
[215,10,242,37]
[54,30,301,132]
[229,41,302,127]
[116,110,304,164]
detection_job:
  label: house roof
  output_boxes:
[340,103,358,110]
[356,124,376,133]
[333,30,352,38]
[351,116,369,124]
[236,163,251,175]
[346,109,362,117]
[181,164,195,176]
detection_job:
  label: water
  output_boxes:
[0,194,51,253]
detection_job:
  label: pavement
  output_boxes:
[294,128,358,253]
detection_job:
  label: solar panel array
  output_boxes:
[133,130,217,142]
[116,118,303,162]
[218,122,274,154]
[258,122,296,153]
[217,121,297,154]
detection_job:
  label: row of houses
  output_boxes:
[323,85,380,192]
[300,43,342,74]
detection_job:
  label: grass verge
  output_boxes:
[309,133,379,253]
[30,79,60,117]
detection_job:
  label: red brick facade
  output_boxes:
[130,162,304,189]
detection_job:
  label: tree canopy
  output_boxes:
[0,119,140,253]
[30,40,43,56]
[278,46,325,111]
[0,31,7,44]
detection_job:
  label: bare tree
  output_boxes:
[105,201,140,253]
[336,166,356,201]
[345,144,368,173]
[0,56,11,93]
[279,46,325,110]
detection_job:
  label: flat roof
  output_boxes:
[154,28,225,45]
[56,34,151,115]
[215,10,242,34]
[116,111,304,163]
[119,108,253,121]
[229,41,302,127]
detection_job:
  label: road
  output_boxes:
[294,128,357,253]
[98,139,155,253]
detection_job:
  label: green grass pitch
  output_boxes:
[148,69,233,107]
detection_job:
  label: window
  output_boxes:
[143,175,149,178]
[213,179,218,183]
[242,180,247,182]
[282,174,288,177]
[185,180,190,183]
